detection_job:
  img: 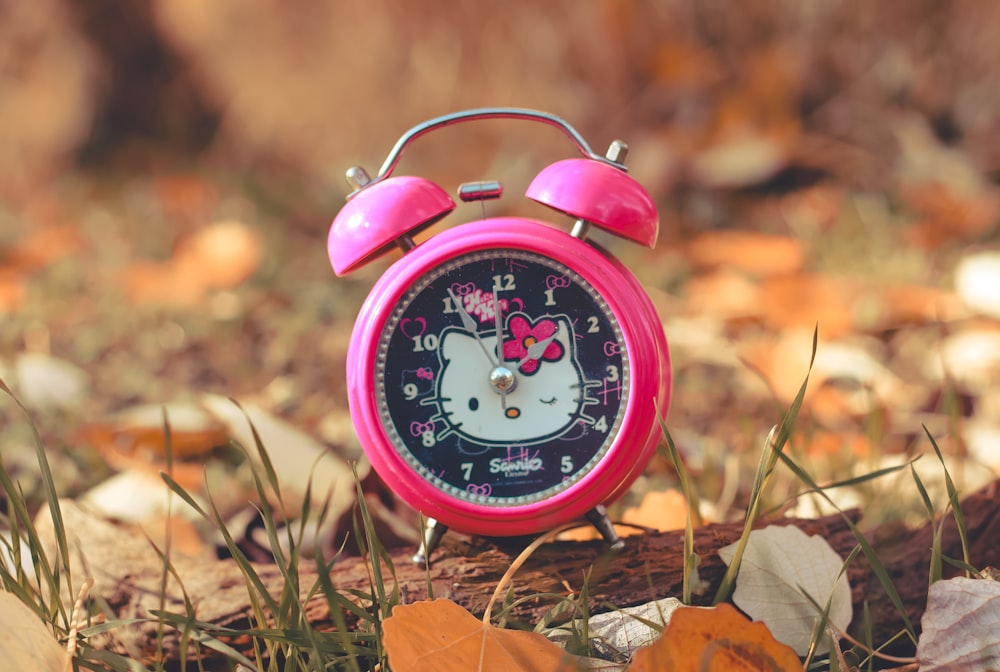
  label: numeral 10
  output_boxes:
[411,333,439,352]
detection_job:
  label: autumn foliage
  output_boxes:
[2,1,1000,670]
[382,599,804,672]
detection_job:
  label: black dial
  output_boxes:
[375,249,629,505]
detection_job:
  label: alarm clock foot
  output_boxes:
[584,505,625,552]
[412,518,449,565]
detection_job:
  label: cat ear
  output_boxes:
[555,317,572,344]
[439,328,473,363]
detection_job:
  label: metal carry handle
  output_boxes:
[370,107,622,181]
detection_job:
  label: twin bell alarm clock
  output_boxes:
[327,108,671,562]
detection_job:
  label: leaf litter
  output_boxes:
[2,1,1000,668]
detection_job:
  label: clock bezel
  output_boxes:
[346,217,670,536]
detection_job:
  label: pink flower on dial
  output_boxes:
[502,315,564,374]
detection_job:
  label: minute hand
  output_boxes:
[448,288,496,365]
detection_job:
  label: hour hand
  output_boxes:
[448,288,496,365]
[516,334,558,368]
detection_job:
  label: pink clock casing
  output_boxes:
[343,217,670,537]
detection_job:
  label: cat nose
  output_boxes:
[505,407,521,419]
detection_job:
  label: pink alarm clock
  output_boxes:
[328,108,670,562]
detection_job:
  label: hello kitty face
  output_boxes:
[432,315,595,446]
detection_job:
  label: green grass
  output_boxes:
[0,353,984,670]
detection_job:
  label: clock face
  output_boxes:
[375,248,630,506]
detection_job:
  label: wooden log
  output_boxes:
[46,479,1000,665]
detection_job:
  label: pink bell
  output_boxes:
[526,158,658,248]
[328,176,455,276]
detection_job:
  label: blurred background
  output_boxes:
[2,0,1000,541]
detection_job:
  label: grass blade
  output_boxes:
[774,447,917,641]
[658,421,701,604]
[923,425,971,576]
[716,328,819,604]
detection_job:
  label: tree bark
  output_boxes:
[51,479,1000,666]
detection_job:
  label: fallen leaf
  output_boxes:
[771,184,844,233]
[80,470,210,557]
[688,46,801,188]
[173,219,263,289]
[682,268,762,322]
[151,175,219,221]
[123,259,208,306]
[799,430,870,460]
[5,224,85,272]
[717,525,852,656]
[382,598,574,672]
[650,41,723,92]
[0,267,27,313]
[629,602,802,671]
[965,420,1000,471]
[80,402,232,461]
[916,576,1000,672]
[740,331,912,424]
[0,531,34,581]
[894,114,1000,246]
[7,352,90,411]
[684,231,806,278]
[201,394,365,523]
[931,326,1000,393]
[954,250,1000,320]
[545,597,683,660]
[0,591,65,672]
[122,220,262,306]
[622,489,692,533]
[864,282,968,331]
[756,273,854,338]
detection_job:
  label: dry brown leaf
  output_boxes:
[621,488,692,533]
[771,184,844,233]
[78,402,231,468]
[123,259,209,307]
[650,41,723,92]
[0,268,26,313]
[684,231,806,278]
[757,273,854,338]
[382,598,574,672]
[916,576,1000,672]
[630,602,802,672]
[173,220,263,289]
[0,592,65,672]
[122,220,261,305]
[689,46,802,188]
[76,403,230,502]
[740,331,910,426]
[717,526,852,656]
[895,114,1000,247]
[151,175,219,221]
[868,282,967,330]
[903,181,1000,248]
[683,268,762,322]
[8,352,90,412]
[144,513,207,557]
[804,428,872,460]
[5,224,85,272]
[954,250,1000,320]
[202,394,365,524]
